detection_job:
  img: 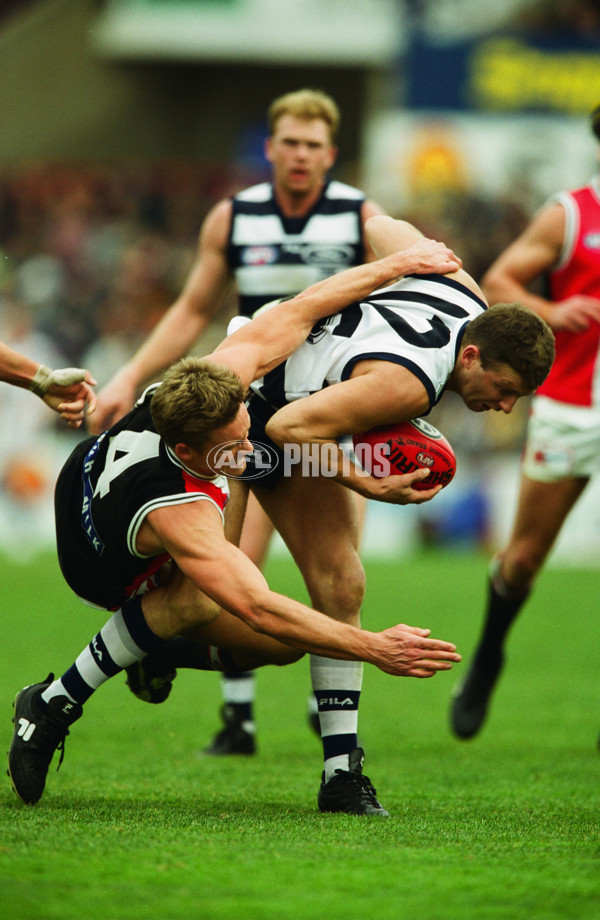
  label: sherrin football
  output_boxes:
[352,418,456,491]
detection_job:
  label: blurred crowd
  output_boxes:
[0,160,265,380]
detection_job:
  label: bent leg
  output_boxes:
[217,484,273,750]
[451,473,587,739]
[140,563,301,668]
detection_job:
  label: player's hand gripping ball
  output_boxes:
[352,418,456,491]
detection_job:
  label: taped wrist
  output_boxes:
[29,364,52,397]
[29,365,87,397]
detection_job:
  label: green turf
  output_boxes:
[1,549,599,920]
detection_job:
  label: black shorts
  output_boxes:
[54,437,107,605]
[240,396,287,490]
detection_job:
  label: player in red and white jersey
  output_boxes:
[537,178,600,407]
[451,105,600,743]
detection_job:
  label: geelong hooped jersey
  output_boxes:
[538,178,600,407]
[55,385,229,610]
[228,180,366,317]
[250,273,487,411]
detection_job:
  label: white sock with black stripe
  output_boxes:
[41,596,164,707]
[310,655,363,781]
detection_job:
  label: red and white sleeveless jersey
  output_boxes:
[538,177,600,407]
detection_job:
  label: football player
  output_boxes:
[122,217,553,816]
[8,235,464,812]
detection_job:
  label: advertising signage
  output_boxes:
[405,34,600,115]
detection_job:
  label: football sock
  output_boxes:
[144,636,239,672]
[474,559,530,667]
[40,596,164,707]
[221,670,256,704]
[310,655,362,781]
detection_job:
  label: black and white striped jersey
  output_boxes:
[54,385,230,611]
[250,273,487,412]
[227,180,366,317]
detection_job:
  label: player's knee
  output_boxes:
[502,541,546,588]
[174,596,221,631]
[305,555,366,618]
[273,648,304,667]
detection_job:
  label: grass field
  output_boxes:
[1,548,599,920]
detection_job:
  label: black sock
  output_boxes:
[151,637,237,672]
[474,575,529,667]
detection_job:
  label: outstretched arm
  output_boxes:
[208,236,461,388]
[144,501,461,678]
[0,341,96,428]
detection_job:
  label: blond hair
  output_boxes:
[268,89,340,143]
[150,357,244,449]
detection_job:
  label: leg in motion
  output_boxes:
[204,490,274,755]
[260,472,389,815]
[451,474,586,739]
[8,596,165,804]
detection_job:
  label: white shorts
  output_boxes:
[521,395,600,482]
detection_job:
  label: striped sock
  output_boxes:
[41,596,164,707]
[310,656,363,781]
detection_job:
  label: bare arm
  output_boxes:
[360,198,388,262]
[89,199,234,434]
[144,501,461,677]
[0,341,97,428]
[482,201,600,332]
[207,237,462,389]
[265,363,440,504]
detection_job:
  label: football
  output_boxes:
[352,418,456,491]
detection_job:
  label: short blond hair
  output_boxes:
[268,89,340,143]
[150,357,245,449]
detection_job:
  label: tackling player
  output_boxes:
[121,217,554,816]
[8,235,464,812]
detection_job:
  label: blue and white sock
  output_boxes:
[41,596,164,707]
[310,655,363,781]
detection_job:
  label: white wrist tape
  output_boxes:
[30,365,87,397]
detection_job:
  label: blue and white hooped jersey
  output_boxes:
[227,180,366,317]
[250,273,487,412]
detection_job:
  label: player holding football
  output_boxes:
[88,89,386,756]
[0,340,96,428]
[8,235,466,811]
[115,217,550,817]
[450,105,600,742]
